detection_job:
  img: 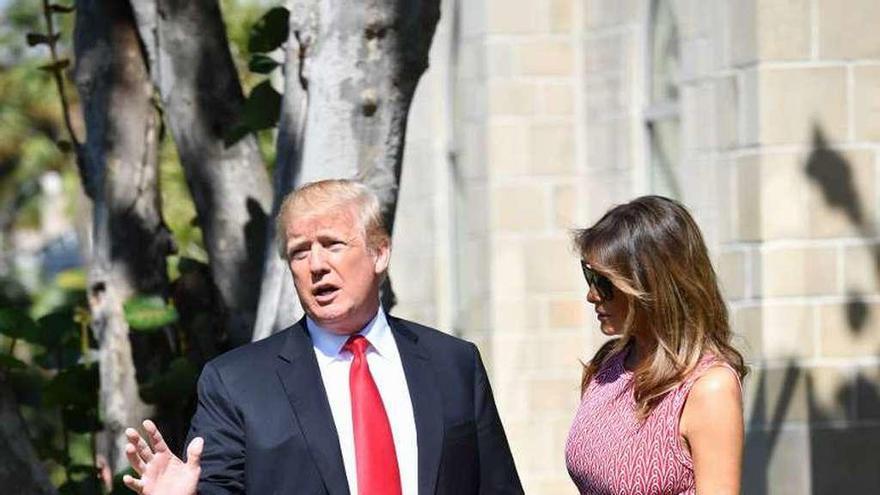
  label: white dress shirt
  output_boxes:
[306,310,418,495]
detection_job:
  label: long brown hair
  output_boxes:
[573,196,747,420]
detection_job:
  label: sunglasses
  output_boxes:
[580,261,615,301]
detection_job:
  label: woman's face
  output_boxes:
[583,263,629,336]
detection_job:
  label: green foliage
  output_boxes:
[247,7,289,53]
[224,79,282,146]
[140,357,198,406]
[1,1,285,491]
[123,295,180,332]
[0,307,40,342]
[248,53,279,74]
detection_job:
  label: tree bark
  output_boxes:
[0,374,57,495]
[253,0,441,339]
[129,0,273,346]
[73,0,172,472]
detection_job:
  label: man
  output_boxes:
[122,179,523,494]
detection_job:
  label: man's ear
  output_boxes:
[373,239,391,275]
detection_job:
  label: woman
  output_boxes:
[565,196,747,495]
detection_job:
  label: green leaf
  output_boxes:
[26,32,60,47]
[43,364,98,409]
[37,310,79,349]
[55,269,87,290]
[248,7,289,53]
[177,257,209,275]
[63,406,102,433]
[140,357,198,405]
[49,4,76,14]
[56,139,72,152]
[242,80,282,130]
[0,353,28,370]
[9,368,47,407]
[0,308,40,343]
[38,59,70,73]
[223,80,282,147]
[223,123,252,148]
[34,347,81,370]
[248,53,280,74]
[123,295,178,331]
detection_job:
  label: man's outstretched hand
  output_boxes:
[122,419,202,495]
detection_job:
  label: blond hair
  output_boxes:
[275,179,389,259]
[573,196,747,420]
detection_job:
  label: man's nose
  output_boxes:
[308,245,329,273]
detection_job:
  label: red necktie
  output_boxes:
[344,335,402,495]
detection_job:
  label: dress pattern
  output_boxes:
[565,347,733,495]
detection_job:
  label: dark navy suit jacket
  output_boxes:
[187,315,523,494]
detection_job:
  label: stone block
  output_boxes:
[714,75,738,150]
[585,118,632,171]
[757,67,848,145]
[746,365,854,425]
[583,0,638,29]
[489,80,537,116]
[729,0,757,66]
[524,237,584,293]
[487,0,544,34]
[855,365,880,420]
[486,42,513,78]
[809,425,880,493]
[718,249,747,300]
[842,244,880,294]
[528,330,588,374]
[818,0,880,59]
[553,183,576,229]
[742,428,811,495]
[854,65,880,141]
[805,149,877,239]
[547,298,586,328]
[735,153,809,241]
[488,120,530,176]
[732,306,763,362]
[754,246,838,297]
[490,241,528,298]
[530,122,575,174]
[759,304,815,360]
[818,302,880,358]
[730,0,810,64]
[549,0,574,33]
[491,184,548,232]
[516,40,574,76]
[538,83,574,116]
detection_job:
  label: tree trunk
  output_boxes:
[0,374,57,495]
[129,0,273,346]
[73,0,172,472]
[253,0,441,339]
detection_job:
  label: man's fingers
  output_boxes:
[186,437,204,467]
[124,443,146,475]
[122,474,144,494]
[125,427,153,463]
[143,419,169,454]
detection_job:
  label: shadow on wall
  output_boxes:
[742,126,880,494]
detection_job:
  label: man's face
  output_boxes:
[284,204,389,334]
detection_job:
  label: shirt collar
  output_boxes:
[306,307,393,362]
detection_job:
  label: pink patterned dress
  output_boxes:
[565,347,732,495]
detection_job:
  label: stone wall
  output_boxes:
[392,0,880,493]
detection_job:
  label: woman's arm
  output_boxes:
[680,366,744,495]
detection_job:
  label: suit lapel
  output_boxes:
[276,319,350,495]
[389,316,445,495]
